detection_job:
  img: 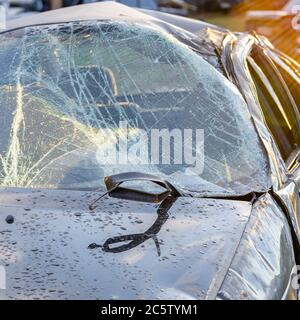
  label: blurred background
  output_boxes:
[2,0,299,60]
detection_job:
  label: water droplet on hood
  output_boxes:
[5,215,14,224]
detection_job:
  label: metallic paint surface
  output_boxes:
[0,3,298,300]
[217,193,296,300]
[0,188,252,299]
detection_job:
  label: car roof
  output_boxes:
[3,1,218,34]
[114,0,158,10]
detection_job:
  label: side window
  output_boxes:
[270,53,300,111]
[247,47,300,163]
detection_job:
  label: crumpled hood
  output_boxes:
[0,188,252,300]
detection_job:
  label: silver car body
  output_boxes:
[0,2,299,300]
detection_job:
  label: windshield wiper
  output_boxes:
[88,172,182,256]
[89,195,176,256]
[88,171,182,210]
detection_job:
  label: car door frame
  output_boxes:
[224,33,300,256]
[261,43,300,172]
[251,35,300,172]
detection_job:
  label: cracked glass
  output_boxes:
[0,21,269,195]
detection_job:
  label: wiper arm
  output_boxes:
[88,172,181,256]
[89,195,176,256]
[88,171,182,210]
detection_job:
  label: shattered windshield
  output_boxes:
[0,21,269,195]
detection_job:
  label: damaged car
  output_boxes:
[0,2,300,300]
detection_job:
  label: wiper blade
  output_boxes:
[88,172,181,256]
[89,195,176,256]
[88,171,182,210]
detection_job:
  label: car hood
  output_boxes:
[0,188,253,300]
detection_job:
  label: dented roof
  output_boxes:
[4,1,222,35]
